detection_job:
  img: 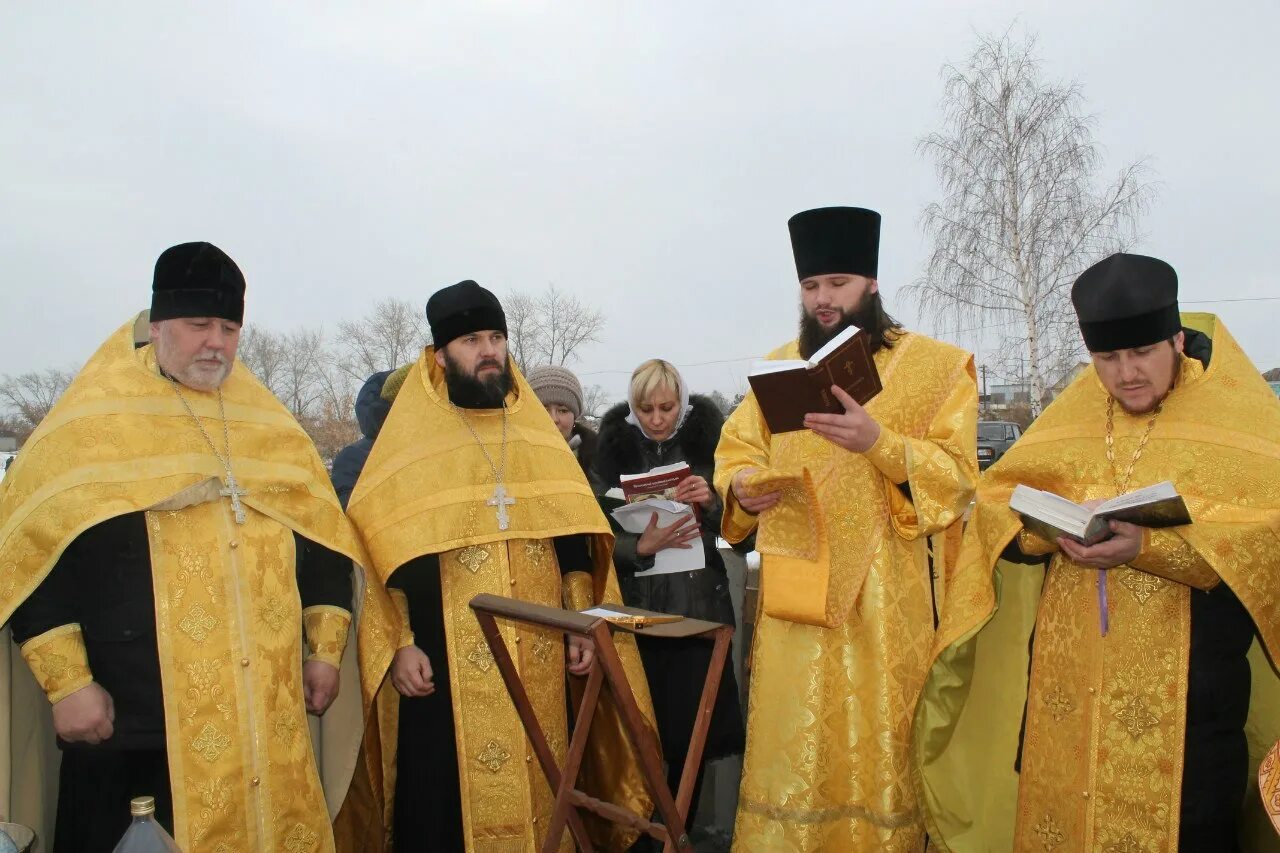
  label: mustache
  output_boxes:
[194,350,229,366]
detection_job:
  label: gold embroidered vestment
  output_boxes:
[714,331,979,851]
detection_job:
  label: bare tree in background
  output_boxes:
[906,27,1156,416]
[504,284,605,373]
[504,291,541,373]
[334,298,430,383]
[237,326,288,396]
[238,326,330,421]
[581,383,611,419]
[0,368,76,439]
[239,324,358,458]
[537,285,605,367]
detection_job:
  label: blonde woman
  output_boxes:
[595,358,744,833]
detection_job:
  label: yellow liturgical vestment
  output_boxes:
[917,314,1280,852]
[714,331,979,851]
[0,320,400,852]
[338,348,655,853]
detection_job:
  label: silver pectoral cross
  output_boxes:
[220,471,249,525]
[486,484,516,531]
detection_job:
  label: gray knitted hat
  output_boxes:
[526,365,584,419]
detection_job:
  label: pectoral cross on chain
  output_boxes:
[220,471,249,525]
[486,484,515,531]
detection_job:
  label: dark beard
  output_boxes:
[797,297,877,360]
[443,353,514,409]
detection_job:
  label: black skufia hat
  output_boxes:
[1072,253,1180,352]
[427,280,507,347]
[787,206,881,281]
[150,242,245,324]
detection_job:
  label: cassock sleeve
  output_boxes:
[713,391,773,545]
[556,535,596,611]
[862,364,978,542]
[9,540,94,703]
[1001,528,1059,564]
[296,535,354,667]
[1128,528,1220,590]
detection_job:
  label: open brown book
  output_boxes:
[747,326,882,434]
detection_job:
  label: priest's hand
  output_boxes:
[731,468,781,515]
[804,385,881,453]
[391,645,436,698]
[636,513,701,557]
[673,475,715,510]
[567,635,595,676]
[303,660,340,716]
[53,682,115,744]
[1058,520,1145,569]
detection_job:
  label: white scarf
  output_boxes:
[625,368,694,443]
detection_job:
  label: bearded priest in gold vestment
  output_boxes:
[337,280,653,852]
[918,254,1280,852]
[714,207,979,851]
[0,243,400,852]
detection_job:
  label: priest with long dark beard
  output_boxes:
[336,280,654,852]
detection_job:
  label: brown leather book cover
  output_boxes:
[747,329,882,434]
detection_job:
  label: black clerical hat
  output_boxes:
[788,207,881,281]
[427,280,507,347]
[1071,253,1180,352]
[150,242,245,324]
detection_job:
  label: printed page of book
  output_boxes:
[1096,481,1178,513]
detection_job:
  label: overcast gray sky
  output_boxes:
[4,2,1277,404]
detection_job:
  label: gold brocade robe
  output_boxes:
[919,314,1280,852]
[340,348,655,853]
[713,331,978,852]
[0,321,400,852]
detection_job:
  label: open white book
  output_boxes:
[748,325,858,376]
[609,498,705,576]
[1010,480,1191,546]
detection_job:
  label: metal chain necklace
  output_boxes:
[169,378,249,524]
[1104,396,1163,494]
[1098,395,1163,639]
[453,403,515,531]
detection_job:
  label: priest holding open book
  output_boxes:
[714,206,979,850]
[921,254,1280,851]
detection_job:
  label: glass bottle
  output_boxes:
[111,796,181,853]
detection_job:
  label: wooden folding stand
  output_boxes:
[469,594,733,853]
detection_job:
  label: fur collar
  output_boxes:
[595,394,724,484]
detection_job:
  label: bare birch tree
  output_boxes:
[906,28,1156,415]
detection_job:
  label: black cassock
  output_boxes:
[8,512,353,853]
[386,535,589,853]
